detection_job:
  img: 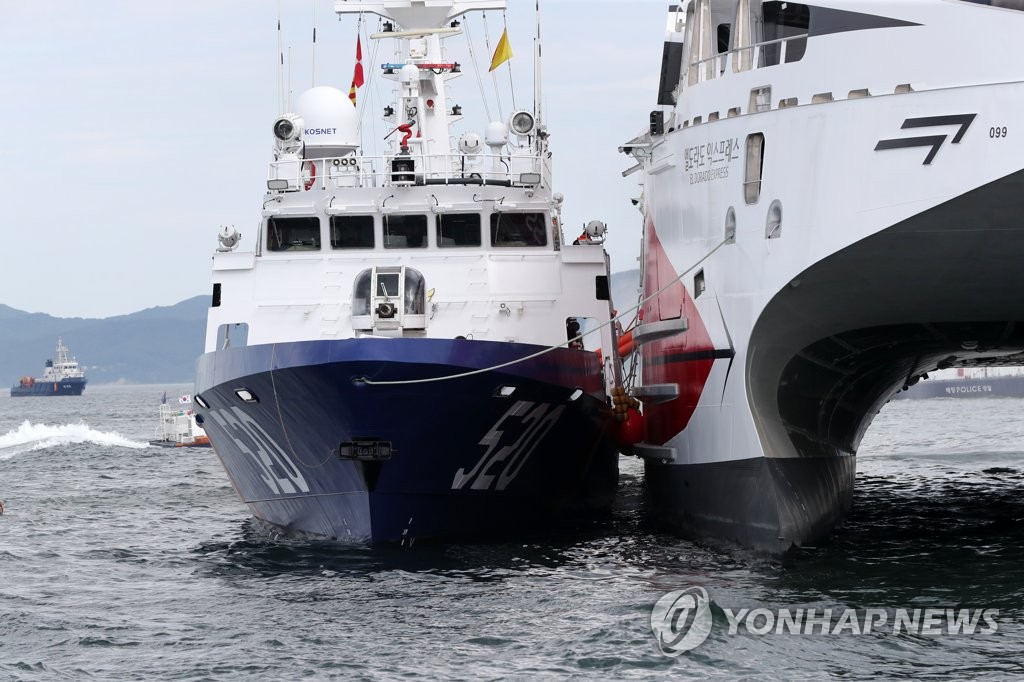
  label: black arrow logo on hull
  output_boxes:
[875,114,977,165]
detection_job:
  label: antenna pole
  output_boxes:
[534,0,543,125]
[312,0,317,87]
[277,3,284,114]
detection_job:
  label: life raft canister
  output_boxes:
[303,161,316,191]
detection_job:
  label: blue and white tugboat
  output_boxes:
[193,0,624,544]
[10,338,87,397]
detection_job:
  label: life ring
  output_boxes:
[303,161,316,191]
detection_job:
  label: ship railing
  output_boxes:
[268,151,548,193]
[688,33,809,85]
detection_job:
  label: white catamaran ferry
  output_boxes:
[620,0,1024,551]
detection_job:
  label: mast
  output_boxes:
[534,0,542,126]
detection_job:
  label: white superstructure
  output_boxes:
[206,1,616,379]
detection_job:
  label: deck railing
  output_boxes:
[268,151,548,193]
[689,33,810,85]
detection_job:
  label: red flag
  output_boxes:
[348,36,364,106]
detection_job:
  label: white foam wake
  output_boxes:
[0,421,147,459]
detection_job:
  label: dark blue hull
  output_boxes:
[194,338,619,544]
[10,378,87,397]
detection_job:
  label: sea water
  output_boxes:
[1,385,1021,679]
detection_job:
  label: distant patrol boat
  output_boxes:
[893,368,1024,400]
[10,338,87,397]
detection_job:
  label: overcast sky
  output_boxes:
[0,1,667,318]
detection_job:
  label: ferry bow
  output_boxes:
[620,0,1024,551]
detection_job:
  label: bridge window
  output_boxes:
[437,213,482,247]
[490,212,548,247]
[267,216,321,251]
[762,1,809,66]
[383,214,428,248]
[330,215,374,249]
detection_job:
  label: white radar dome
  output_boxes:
[294,86,359,158]
[459,132,483,155]
[484,121,509,148]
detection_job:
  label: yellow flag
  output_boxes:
[489,28,513,72]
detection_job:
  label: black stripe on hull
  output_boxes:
[644,348,736,366]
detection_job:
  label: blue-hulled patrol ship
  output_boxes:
[192,0,625,544]
[10,338,87,397]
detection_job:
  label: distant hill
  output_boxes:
[1,271,642,387]
[0,297,208,386]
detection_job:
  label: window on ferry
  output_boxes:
[437,213,482,247]
[766,199,783,239]
[267,216,321,252]
[383,214,428,248]
[744,133,765,205]
[330,215,374,249]
[761,1,809,66]
[490,212,548,247]
[717,24,730,53]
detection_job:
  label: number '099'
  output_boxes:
[990,126,1009,138]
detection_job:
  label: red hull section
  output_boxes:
[641,219,716,445]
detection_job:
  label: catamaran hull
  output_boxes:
[194,338,618,544]
[645,455,855,552]
[641,164,1024,552]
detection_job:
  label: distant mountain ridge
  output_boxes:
[0,297,208,386]
[1,270,642,386]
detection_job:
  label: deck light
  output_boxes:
[510,111,536,136]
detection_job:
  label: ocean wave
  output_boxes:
[0,421,146,457]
